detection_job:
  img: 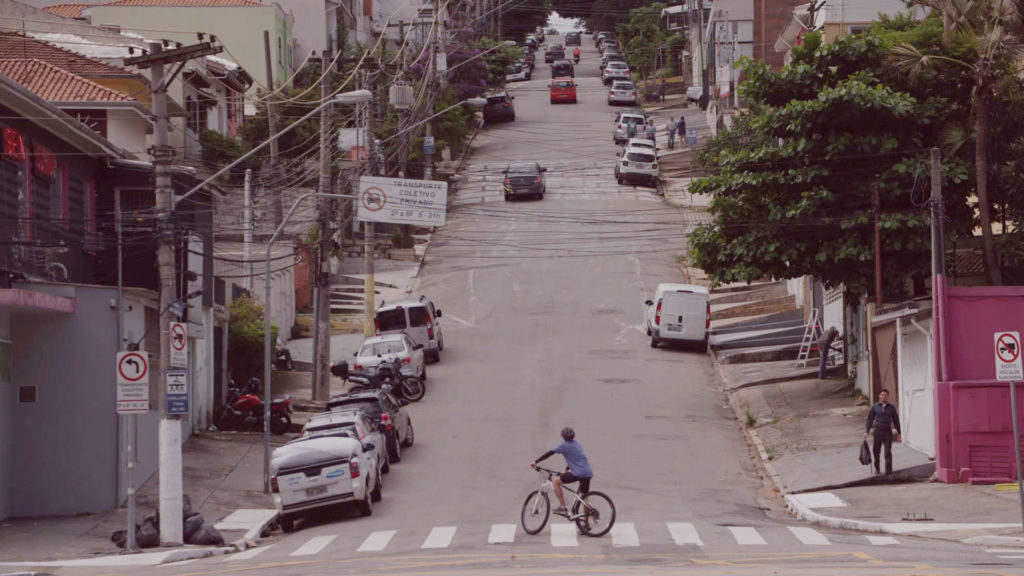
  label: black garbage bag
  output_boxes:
[142,511,159,525]
[137,520,160,548]
[183,512,205,543]
[187,523,225,546]
[859,441,873,466]
[111,528,128,549]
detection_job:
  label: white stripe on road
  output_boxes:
[422,526,457,549]
[666,522,704,546]
[550,523,579,547]
[291,535,336,556]
[488,524,517,544]
[729,526,766,545]
[227,545,272,561]
[358,530,396,552]
[788,526,831,545]
[865,535,899,546]
[610,523,639,547]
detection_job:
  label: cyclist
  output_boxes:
[531,426,593,516]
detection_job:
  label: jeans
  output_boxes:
[872,431,894,474]
[818,348,828,378]
[667,131,675,149]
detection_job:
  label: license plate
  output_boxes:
[666,324,683,332]
[306,485,328,497]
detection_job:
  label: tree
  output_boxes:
[617,3,667,84]
[891,0,1024,285]
[228,295,278,385]
[688,33,950,297]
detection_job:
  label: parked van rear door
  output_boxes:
[657,291,706,341]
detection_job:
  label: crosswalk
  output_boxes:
[224,521,917,562]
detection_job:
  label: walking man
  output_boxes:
[626,118,637,140]
[864,389,902,480]
[676,116,687,147]
[666,117,676,150]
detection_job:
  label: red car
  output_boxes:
[549,77,578,104]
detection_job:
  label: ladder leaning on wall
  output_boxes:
[796,308,823,367]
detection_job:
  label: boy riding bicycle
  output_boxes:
[531,427,593,516]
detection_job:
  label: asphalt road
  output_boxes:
[53,35,1024,576]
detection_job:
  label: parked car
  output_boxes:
[600,40,619,54]
[615,142,660,187]
[544,44,564,63]
[551,59,574,78]
[615,108,647,122]
[353,333,426,380]
[625,137,658,157]
[565,31,582,45]
[516,59,533,79]
[482,91,515,124]
[326,389,414,464]
[613,111,647,144]
[600,50,624,69]
[519,47,536,69]
[375,295,444,362]
[506,64,528,82]
[608,80,638,105]
[602,60,630,85]
[686,85,703,102]
[271,427,382,531]
[644,283,711,350]
[502,162,547,201]
[596,32,613,48]
[549,77,578,104]
[547,27,558,35]
[302,409,389,469]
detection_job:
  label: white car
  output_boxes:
[353,333,426,380]
[613,111,646,144]
[608,81,638,106]
[644,283,711,351]
[271,432,382,532]
[615,142,659,186]
[601,60,630,84]
[625,138,658,157]
[506,64,528,82]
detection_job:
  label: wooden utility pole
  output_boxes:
[264,31,283,227]
[314,50,333,400]
[362,69,376,338]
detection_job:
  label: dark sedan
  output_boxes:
[502,162,547,201]
[326,389,414,464]
[482,92,516,124]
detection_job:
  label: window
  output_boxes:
[626,152,654,163]
[408,307,429,327]
[376,309,407,331]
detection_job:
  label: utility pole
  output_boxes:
[125,37,222,547]
[362,70,376,338]
[424,0,440,181]
[244,168,253,291]
[314,50,333,400]
[264,31,283,227]
[872,178,882,308]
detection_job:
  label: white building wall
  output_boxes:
[105,108,148,157]
[824,0,908,24]
[276,0,337,66]
[898,317,935,457]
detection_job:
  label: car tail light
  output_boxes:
[503,102,511,107]
[503,178,512,186]
[622,161,629,166]
[270,475,278,493]
[631,91,636,96]
[380,413,392,431]
[427,325,434,338]
[401,357,411,364]
[617,123,623,130]
[655,300,662,325]
[353,363,363,371]
[373,318,379,333]
[706,301,711,329]
[652,163,658,169]
[533,177,541,183]
[349,460,360,478]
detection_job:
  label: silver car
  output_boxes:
[353,333,427,380]
[601,60,630,84]
[608,81,638,106]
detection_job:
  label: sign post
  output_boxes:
[994,331,1024,533]
[169,321,188,369]
[117,351,149,414]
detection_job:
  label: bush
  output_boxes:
[228,295,277,384]
[199,129,244,164]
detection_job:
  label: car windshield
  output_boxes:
[359,339,408,357]
[609,62,627,69]
[506,164,538,175]
[376,309,406,331]
[626,152,655,163]
[554,81,573,88]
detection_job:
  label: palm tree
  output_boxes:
[892,0,1024,285]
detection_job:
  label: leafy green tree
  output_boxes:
[228,295,278,385]
[617,3,667,85]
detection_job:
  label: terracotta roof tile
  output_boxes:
[100,0,266,6]
[0,58,134,102]
[41,4,91,19]
[0,33,136,78]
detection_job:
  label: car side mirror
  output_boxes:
[353,351,357,356]
[547,84,551,88]
[645,300,653,306]
[435,309,442,317]
[616,152,621,157]
[541,167,548,172]
[363,442,375,452]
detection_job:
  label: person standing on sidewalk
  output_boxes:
[676,116,687,146]
[666,117,676,150]
[864,389,902,479]
[817,326,839,378]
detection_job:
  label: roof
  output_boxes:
[0,32,136,78]
[99,0,266,6]
[656,283,710,295]
[0,58,133,103]
[41,4,91,19]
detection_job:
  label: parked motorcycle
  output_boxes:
[330,358,425,402]
[216,377,292,434]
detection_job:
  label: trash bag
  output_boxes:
[183,513,205,543]
[859,441,872,466]
[187,523,225,546]
[182,494,192,518]
[137,520,160,548]
[111,528,128,549]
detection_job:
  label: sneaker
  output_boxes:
[553,506,567,516]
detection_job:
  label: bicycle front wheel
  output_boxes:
[573,491,615,537]
[520,490,550,535]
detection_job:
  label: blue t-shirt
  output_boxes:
[553,440,593,478]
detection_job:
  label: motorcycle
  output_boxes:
[573,54,580,64]
[216,377,293,434]
[330,358,425,402]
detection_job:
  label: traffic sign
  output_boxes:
[165,370,189,415]
[994,331,1023,381]
[117,351,149,414]
[357,176,448,226]
[423,135,435,156]
[170,322,188,368]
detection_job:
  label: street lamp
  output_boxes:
[444,41,517,76]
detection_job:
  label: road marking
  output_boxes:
[291,535,336,556]
[610,522,639,547]
[422,526,457,549]
[865,535,898,546]
[227,545,272,561]
[986,548,1024,558]
[788,526,831,545]
[729,526,766,545]
[488,524,517,544]
[358,530,396,552]
[666,522,704,546]
[550,524,579,547]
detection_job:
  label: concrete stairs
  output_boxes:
[707,281,806,362]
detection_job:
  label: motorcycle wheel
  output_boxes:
[270,412,291,435]
[400,376,425,402]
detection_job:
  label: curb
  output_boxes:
[222,510,279,557]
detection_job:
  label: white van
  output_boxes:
[374,296,444,362]
[644,283,710,351]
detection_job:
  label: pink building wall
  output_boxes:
[935,277,1024,483]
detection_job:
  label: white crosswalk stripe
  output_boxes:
[550,523,579,547]
[488,524,517,544]
[291,535,336,556]
[227,544,272,561]
[865,535,899,546]
[666,522,703,546]
[729,526,767,545]
[358,530,396,552]
[422,526,457,549]
[610,522,639,547]
[986,548,1024,558]
[788,526,831,545]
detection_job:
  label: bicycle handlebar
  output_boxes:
[532,465,561,476]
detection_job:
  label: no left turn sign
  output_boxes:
[994,331,1023,381]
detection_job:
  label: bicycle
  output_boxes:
[520,466,615,537]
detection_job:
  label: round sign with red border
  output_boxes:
[171,323,187,351]
[997,333,1020,364]
[361,187,386,212]
[117,351,148,383]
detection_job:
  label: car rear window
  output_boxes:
[305,422,358,439]
[612,82,634,90]
[507,164,537,174]
[486,95,508,104]
[327,398,381,416]
[360,339,408,356]
[623,115,644,124]
[609,62,627,69]
[408,306,429,327]
[626,152,655,163]
[554,81,573,88]
[377,309,407,331]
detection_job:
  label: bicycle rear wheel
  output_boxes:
[573,491,615,537]
[520,490,550,535]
